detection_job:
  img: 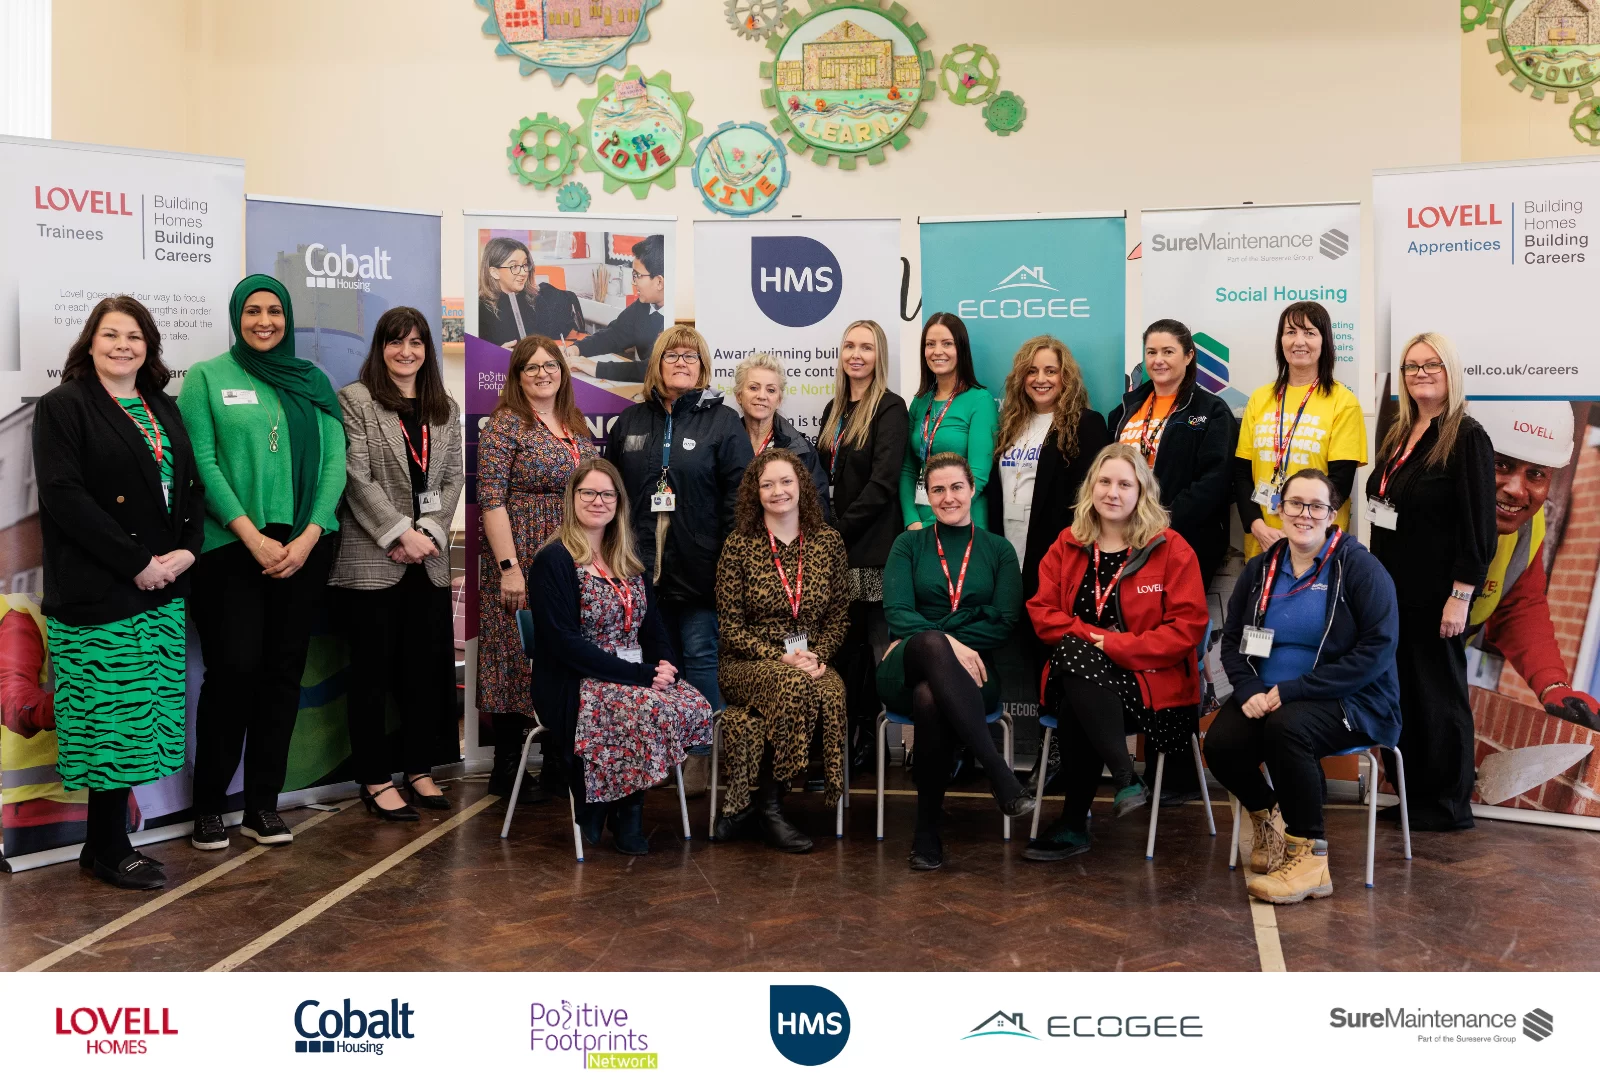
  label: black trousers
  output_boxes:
[190,526,338,816]
[85,787,133,861]
[1388,605,1476,830]
[335,566,457,787]
[903,631,1021,807]
[1050,675,1141,826]
[1205,697,1368,840]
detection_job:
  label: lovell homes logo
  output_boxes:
[55,1006,178,1055]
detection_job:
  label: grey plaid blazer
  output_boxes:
[327,381,463,590]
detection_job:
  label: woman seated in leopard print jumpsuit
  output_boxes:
[712,449,852,853]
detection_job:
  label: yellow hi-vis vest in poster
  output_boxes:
[1469,509,1546,632]
[0,594,72,807]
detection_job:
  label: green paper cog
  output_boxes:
[983,90,1026,136]
[1571,100,1600,145]
[576,67,702,199]
[506,113,578,189]
[939,44,1000,106]
[556,181,592,212]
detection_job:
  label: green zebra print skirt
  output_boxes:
[47,600,187,791]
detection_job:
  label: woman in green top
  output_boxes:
[899,313,998,530]
[178,275,346,851]
[878,453,1035,871]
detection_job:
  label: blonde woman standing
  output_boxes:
[733,353,831,517]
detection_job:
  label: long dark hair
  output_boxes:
[60,295,172,392]
[917,312,982,396]
[1142,318,1198,397]
[734,448,826,538]
[1272,301,1337,397]
[359,307,451,424]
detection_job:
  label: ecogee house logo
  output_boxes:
[955,265,1090,321]
[1319,228,1349,260]
[292,998,415,1056]
[750,236,841,328]
[963,1011,1038,1041]
[769,985,850,1066]
[303,242,392,292]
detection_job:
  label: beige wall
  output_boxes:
[54,0,1460,383]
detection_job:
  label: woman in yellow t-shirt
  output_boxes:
[1233,301,1367,559]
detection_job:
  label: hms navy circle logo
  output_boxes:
[751,236,842,328]
[769,985,850,1066]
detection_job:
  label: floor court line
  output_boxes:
[206,794,499,973]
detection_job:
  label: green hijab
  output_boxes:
[227,275,341,538]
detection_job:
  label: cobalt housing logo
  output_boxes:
[770,985,850,1066]
[955,265,1090,321]
[751,235,841,328]
[56,1006,178,1056]
[293,998,415,1056]
[303,242,393,292]
[964,1011,1038,1040]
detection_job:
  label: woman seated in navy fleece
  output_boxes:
[1206,468,1401,906]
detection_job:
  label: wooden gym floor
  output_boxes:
[3,766,1598,973]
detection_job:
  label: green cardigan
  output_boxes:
[177,353,346,552]
[898,386,998,528]
[876,521,1021,714]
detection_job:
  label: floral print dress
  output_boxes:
[476,410,592,714]
[573,568,713,803]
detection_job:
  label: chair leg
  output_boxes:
[498,725,541,839]
[1391,745,1412,860]
[1001,715,1013,842]
[1029,728,1052,841]
[707,718,720,837]
[1145,752,1166,860]
[1228,795,1241,870]
[675,762,691,841]
[1364,750,1379,888]
[875,711,888,841]
[1191,733,1216,836]
[836,728,847,839]
[569,789,584,863]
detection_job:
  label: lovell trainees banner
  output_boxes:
[919,213,1126,415]
[1139,202,1362,412]
[1375,159,1600,823]
[693,217,902,434]
[462,211,676,760]
[0,137,242,865]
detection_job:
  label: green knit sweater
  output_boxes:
[177,353,346,552]
[899,386,999,528]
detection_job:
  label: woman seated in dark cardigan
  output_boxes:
[528,458,712,855]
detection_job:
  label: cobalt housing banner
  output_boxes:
[1140,202,1362,411]
[693,217,902,433]
[1376,159,1600,823]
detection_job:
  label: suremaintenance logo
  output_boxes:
[1149,230,1314,254]
[1329,1006,1549,1043]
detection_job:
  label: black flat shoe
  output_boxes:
[909,839,944,871]
[78,844,96,870]
[995,788,1037,819]
[92,851,165,890]
[403,774,450,810]
[359,782,420,822]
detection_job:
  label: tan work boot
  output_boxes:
[1246,834,1332,905]
[1248,807,1287,874]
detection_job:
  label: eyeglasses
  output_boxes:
[1400,360,1445,376]
[663,352,700,366]
[576,488,618,504]
[521,361,563,375]
[632,269,658,282]
[498,263,531,276]
[1280,497,1333,519]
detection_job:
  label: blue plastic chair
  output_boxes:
[1228,743,1411,887]
[876,707,1014,841]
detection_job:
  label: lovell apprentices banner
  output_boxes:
[461,211,676,763]
[1140,202,1362,412]
[919,213,1126,415]
[693,217,902,434]
[1376,159,1600,823]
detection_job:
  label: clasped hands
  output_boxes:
[1240,685,1283,719]
[387,527,441,565]
[779,648,828,680]
[133,548,196,591]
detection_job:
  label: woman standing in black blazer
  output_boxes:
[815,319,909,769]
[33,295,204,890]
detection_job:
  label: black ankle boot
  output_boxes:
[712,802,759,842]
[757,780,813,853]
[611,793,649,855]
[576,800,605,846]
[487,731,548,805]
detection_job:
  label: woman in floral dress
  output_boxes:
[528,458,712,855]
[477,335,594,801]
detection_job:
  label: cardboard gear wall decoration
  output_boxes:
[939,43,1000,105]
[728,0,786,41]
[506,112,580,188]
[758,0,936,169]
[476,0,662,85]
[693,121,789,216]
[575,67,703,198]
[1481,0,1600,104]
[557,180,593,211]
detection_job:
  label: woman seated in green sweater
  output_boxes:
[177,275,346,851]
[899,313,998,530]
[879,453,1035,871]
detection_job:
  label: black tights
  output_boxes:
[85,788,133,862]
[1051,676,1140,826]
[903,631,1020,849]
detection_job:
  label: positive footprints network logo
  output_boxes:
[769,985,850,1066]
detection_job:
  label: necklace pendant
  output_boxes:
[269,425,279,453]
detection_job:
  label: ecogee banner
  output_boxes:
[1140,202,1361,412]
[694,217,902,433]
[919,213,1126,415]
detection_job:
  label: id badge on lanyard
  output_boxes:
[914,479,931,506]
[1241,625,1275,658]
[784,633,809,655]
[653,411,677,512]
[1252,480,1280,513]
[1368,498,1398,530]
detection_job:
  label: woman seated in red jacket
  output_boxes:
[1023,443,1209,861]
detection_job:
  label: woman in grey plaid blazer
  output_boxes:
[329,307,464,822]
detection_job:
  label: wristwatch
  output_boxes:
[499,557,517,572]
[1449,587,1473,602]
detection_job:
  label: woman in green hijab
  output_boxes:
[178,275,346,850]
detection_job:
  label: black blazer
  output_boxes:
[477,291,539,349]
[1108,381,1236,582]
[985,410,1112,602]
[816,390,909,569]
[528,542,677,750]
[34,376,205,626]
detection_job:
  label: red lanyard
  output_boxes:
[1272,384,1317,481]
[1091,543,1128,620]
[767,529,804,619]
[115,394,164,466]
[1376,438,1418,498]
[399,418,429,474]
[592,562,634,634]
[1136,394,1168,464]
[920,392,956,460]
[535,412,582,467]
[757,427,774,454]
[935,525,975,611]
[1258,530,1342,618]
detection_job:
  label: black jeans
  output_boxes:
[1389,607,1475,830]
[85,787,133,861]
[903,630,1021,806]
[190,526,338,816]
[1205,696,1368,840]
[335,566,457,787]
